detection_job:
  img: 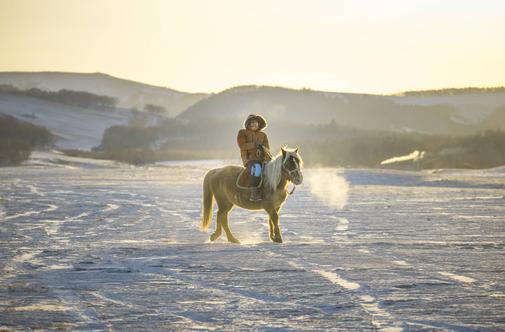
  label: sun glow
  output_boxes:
[1,0,504,93]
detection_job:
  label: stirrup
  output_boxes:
[249,188,262,201]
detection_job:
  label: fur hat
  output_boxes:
[244,114,268,130]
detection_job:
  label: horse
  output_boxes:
[200,147,304,243]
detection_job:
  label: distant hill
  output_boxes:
[1,72,504,151]
[0,72,208,117]
[387,87,505,125]
[0,92,131,149]
[394,87,505,96]
[177,85,505,135]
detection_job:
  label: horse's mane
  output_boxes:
[264,151,284,191]
[264,148,303,191]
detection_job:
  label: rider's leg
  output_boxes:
[249,162,262,201]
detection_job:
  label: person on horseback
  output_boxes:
[237,114,272,201]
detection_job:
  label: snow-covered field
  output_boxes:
[1,157,504,331]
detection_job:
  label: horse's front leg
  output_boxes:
[266,207,282,243]
[268,206,281,241]
[268,217,275,241]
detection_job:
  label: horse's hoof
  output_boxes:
[210,233,220,241]
[228,238,241,244]
[272,236,283,243]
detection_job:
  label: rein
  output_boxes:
[281,166,298,195]
[288,184,296,195]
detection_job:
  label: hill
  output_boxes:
[387,87,505,125]
[0,72,208,117]
[0,92,131,149]
[177,85,505,135]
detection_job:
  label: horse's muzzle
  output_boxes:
[291,172,303,185]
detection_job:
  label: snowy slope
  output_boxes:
[0,72,208,117]
[388,92,505,124]
[0,92,132,149]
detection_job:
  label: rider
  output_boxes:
[237,114,271,201]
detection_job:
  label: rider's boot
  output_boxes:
[249,187,262,201]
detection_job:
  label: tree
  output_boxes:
[144,104,166,115]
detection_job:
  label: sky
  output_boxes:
[1,0,504,94]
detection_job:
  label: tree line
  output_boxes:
[0,84,118,109]
[63,117,505,169]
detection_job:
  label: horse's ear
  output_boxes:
[294,147,299,154]
[281,147,286,158]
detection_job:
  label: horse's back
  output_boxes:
[204,165,244,202]
[204,165,243,187]
[206,164,243,178]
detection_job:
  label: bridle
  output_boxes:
[281,155,301,195]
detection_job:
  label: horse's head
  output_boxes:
[281,146,303,185]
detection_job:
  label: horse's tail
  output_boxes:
[200,171,214,231]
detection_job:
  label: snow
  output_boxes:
[0,72,207,117]
[0,159,504,330]
[0,93,132,149]
[27,150,121,168]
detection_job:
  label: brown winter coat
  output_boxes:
[237,114,271,166]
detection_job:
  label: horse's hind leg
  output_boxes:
[210,219,222,241]
[217,204,239,244]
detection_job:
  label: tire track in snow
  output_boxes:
[313,269,360,290]
[27,184,45,197]
[3,210,41,221]
[139,266,334,321]
[363,247,481,286]
[438,271,476,284]
[233,215,402,329]
[353,242,504,305]
[2,203,58,221]
[258,214,403,330]
[44,204,59,212]
[1,181,48,221]
[334,187,491,295]
[258,249,403,331]
[87,288,207,329]
[43,212,88,238]
[0,250,44,282]
[103,203,119,212]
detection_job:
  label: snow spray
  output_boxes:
[305,169,349,209]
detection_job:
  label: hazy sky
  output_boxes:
[1,0,504,94]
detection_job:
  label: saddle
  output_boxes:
[236,162,265,189]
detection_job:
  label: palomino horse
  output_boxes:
[201,147,303,243]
